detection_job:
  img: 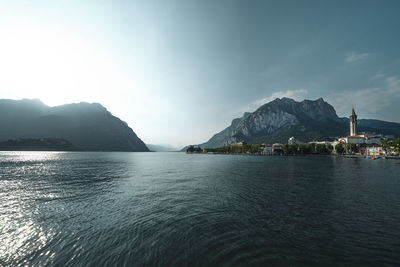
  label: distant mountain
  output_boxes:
[0,99,149,152]
[146,144,179,152]
[183,97,400,149]
[0,138,80,151]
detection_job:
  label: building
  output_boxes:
[338,133,381,145]
[362,134,381,144]
[272,143,283,154]
[263,144,273,155]
[288,136,305,145]
[367,146,384,156]
[350,107,357,136]
[338,135,365,144]
[232,141,247,146]
[261,143,283,155]
[338,108,381,145]
[314,141,333,145]
[288,136,296,145]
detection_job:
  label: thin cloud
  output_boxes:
[327,75,400,116]
[371,71,386,80]
[240,89,308,114]
[346,52,370,63]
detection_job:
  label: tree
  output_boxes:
[381,140,388,154]
[347,143,357,153]
[382,138,400,155]
[298,144,309,154]
[250,144,261,153]
[282,144,289,154]
[308,143,316,153]
[335,143,344,154]
[290,144,299,154]
[316,144,328,154]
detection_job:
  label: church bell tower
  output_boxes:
[350,108,357,136]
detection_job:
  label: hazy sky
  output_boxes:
[1,0,400,147]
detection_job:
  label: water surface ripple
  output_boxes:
[1,152,399,266]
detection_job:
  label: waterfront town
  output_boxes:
[187,108,400,158]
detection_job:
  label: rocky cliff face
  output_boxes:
[187,97,400,149]
[204,97,342,147]
[0,99,149,152]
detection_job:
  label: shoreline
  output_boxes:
[186,152,400,159]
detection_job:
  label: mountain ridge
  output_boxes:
[0,99,149,152]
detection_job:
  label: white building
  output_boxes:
[288,137,296,145]
[288,136,305,145]
[338,133,381,145]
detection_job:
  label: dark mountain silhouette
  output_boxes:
[0,99,149,152]
[183,97,400,149]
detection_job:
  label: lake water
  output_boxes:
[1,152,399,266]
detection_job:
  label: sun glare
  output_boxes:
[0,19,134,107]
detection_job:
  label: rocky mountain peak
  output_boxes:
[191,97,345,148]
[300,98,339,121]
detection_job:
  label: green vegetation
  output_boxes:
[204,144,264,154]
[307,143,316,153]
[204,142,335,155]
[282,144,298,154]
[335,143,345,154]
[199,138,400,156]
[346,143,357,153]
[298,144,310,154]
[316,144,333,154]
[381,138,400,155]
[186,146,203,153]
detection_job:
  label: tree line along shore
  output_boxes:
[186,139,400,157]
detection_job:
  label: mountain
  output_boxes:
[184,97,400,149]
[0,99,149,152]
[146,144,179,152]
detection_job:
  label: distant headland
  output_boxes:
[0,99,149,152]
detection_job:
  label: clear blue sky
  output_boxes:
[1,0,399,147]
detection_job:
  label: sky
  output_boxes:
[1,0,400,147]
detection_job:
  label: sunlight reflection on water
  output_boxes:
[0,151,66,162]
[0,152,64,264]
